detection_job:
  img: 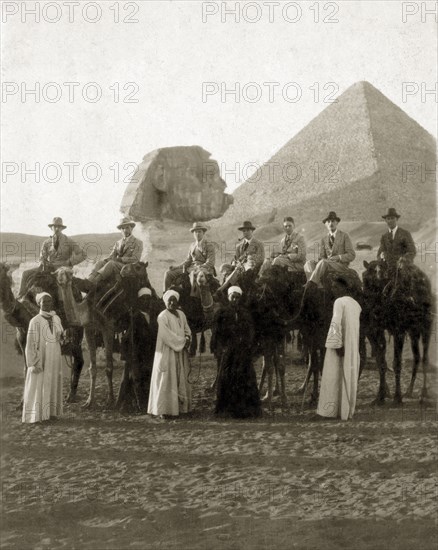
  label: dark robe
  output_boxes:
[117,307,159,412]
[211,303,262,419]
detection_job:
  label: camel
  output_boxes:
[296,270,367,408]
[362,259,433,405]
[55,261,154,408]
[0,263,33,372]
[0,262,85,402]
[209,266,295,411]
[116,292,164,412]
[293,282,335,406]
[169,270,220,356]
[248,266,304,410]
[255,265,367,409]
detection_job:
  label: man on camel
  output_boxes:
[377,207,416,278]
[304,211,356,290]
[163,222,216,294]
[260,216,306,276]
[217,221,265,294]
[18,217,85,300]
[87,217,143,288]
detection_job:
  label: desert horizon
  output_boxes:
[1,216,436,291]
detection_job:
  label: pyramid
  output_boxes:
[218,81,436,227]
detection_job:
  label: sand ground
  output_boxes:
[1,340,437,550]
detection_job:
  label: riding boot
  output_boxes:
[216,281,230,295]
[292,280,318,321]
[216,268,239,295]
[73,277,94,294]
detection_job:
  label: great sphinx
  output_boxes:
[120,145,233,222]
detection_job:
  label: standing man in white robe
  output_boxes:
[22,292,64,424]
[147,290,192,418]
[317,276,362,420]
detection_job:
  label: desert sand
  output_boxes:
[1,345,437,549]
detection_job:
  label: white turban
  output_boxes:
[163,289,180,305]
[228,286,243,297]
[35,292,52,306]
[137,287,152,298]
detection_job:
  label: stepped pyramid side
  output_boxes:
[216,81,435,227]
[361,82,436,222]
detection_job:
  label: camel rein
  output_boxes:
[63,344,74,369]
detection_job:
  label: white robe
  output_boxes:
[147,309,192,416]
[317,296,361,420]
[22,313,64,423]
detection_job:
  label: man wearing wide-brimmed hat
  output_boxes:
[87,217,143,286]
[233,221,265,271]
[163,221,216,292]
[304,211,356,289]
[260,216,306,276]
[377,208,416,277]
[18,217,85,300]
[217,221,265,294]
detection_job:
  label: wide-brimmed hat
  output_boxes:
[322,211,341,223]
[190,222,208,233]
[382,208,401,219]
[117,217,136,229]
[48,217,66,229]
[238,221,256,231]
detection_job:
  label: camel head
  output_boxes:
[55,266,74,286]
[0,262,12,282]
[259,264,292,294]
[261,264,287,282]
[362,260,386,291]
[120,261,149,280]
[219,263,233,283]
[0,263,13,305]
[172,270,190,291]
[196,270,209,287]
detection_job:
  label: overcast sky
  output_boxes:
[2,0,437,235]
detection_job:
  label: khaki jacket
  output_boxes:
[278,231,306,265]
[108,234,143,264]
[319,230,355,265]
[179,240,216,274]
[234,237,265,272]
[40,233,85,268]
